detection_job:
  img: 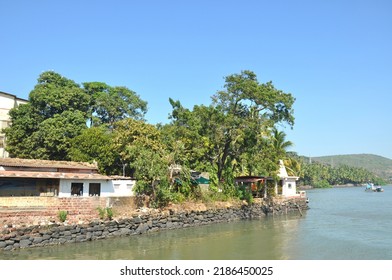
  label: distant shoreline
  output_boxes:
[298,183,368,190]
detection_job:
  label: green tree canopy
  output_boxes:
[29,71,90,118]
[167,70,295,186]
[4,71,147,161]
[113,118,165,177]
[5,72,90,159]
[298,156,387,187]
[69,126,119,175]
[83,82,148,127]
[29,110,87,160]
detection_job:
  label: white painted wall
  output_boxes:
[281,178,298,197]
[1,93,28,158]
[0,94,16,119]
[109,180,135,197]
[59,179,135,197]
[59,179,109,197]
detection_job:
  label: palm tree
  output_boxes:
[271,127,293,157]
[284,157,302,177]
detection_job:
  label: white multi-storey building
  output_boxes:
[0,91,28,158]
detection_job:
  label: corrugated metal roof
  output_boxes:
[235,176,266,183]
[0,158,98,170]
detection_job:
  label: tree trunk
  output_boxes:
[217,137,231,182]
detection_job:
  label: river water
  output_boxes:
[1,186,392,260]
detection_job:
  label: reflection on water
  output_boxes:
[292,186,392,260]
[0,215,303,260]
[2,186,392,260]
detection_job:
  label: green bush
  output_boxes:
[97,207,106,219]
[152,186,173,208]
[171,192,186,204]
[211,191,230,202]
[97,207,114,220]
[58,210,68,222]
[106,207,114,220]
[313,179,332,188]
[244,191,254,205]
[236,184,254,204]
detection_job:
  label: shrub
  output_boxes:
[106,207,114,220]
[97,207,114,220]
[58,210,68,222]
[171,192,186,204]
[152,186,173,208]
[97,207,106,219]
[313,179,332,188]
[244,191,254,205]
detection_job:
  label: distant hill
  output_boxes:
[310,154,392,180]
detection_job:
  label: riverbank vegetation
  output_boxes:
[311,154,392,181]
[3,70,386,208]
[293,154,387,187]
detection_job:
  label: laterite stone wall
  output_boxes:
[0,197,309,251]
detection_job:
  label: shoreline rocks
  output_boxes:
[0,198,308,251]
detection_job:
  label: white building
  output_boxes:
[0,91,28,158]
[276,160,300,197]
[58,179,135,198]
[0,158,135,197]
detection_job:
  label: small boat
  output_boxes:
[365,183,384,192]
[365,183,375,192]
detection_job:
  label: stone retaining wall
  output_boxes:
[0,196,144,227]
[0,197,308,251]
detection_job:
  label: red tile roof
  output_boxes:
[0,170,111,180]
[0,158,98,170]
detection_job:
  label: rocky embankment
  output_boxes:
[0,198,308,251]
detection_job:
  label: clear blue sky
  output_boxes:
[2,0,392,159]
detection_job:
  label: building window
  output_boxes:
[114,184,120,190]
[39,179,59,196]
[288,183,292,189]
[126,183,133,189]
[71,183,84,196]
[89,183,101,196]
[0,120,9,130]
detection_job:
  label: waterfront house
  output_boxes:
[0,158,135,197]
[235,160,300,198]
[234,175,266,197]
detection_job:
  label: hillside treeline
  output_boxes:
[295,155,387,187]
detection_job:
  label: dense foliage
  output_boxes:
[312,154,392,181]
[163,71,295,192]
[4,70,298,206]
[5,70,385,207]
[298,156,387,187]
[4,71,147,161]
